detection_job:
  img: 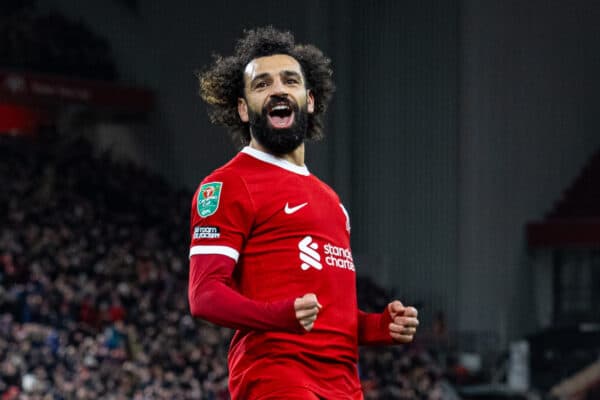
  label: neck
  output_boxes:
[249,139,305,166]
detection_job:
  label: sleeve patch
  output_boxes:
[197,182,223,217]
[193,226,220,239]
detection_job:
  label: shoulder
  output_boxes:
[193,155,250,198]
[199,165,245,189]
[309,174,341,201]
[191,159,256,220]
[193,167,249,202]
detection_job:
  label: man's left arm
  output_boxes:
[357,301,419,346]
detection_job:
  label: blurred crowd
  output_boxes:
[0,132,451,399]
[356,279,451,400]
[0,0,118,80]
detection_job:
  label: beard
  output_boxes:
[248,96,308,155]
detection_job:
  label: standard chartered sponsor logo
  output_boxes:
[324,243,355,271]
[299,236,322,270]
[298,236,355,272]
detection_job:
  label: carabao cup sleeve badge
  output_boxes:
[197,182,223,218]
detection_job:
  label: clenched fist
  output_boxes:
[388,300,419,343]
[294,293,322,332]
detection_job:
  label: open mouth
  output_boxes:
[267,103,295,129]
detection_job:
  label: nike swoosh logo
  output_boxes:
[284,202,308,214]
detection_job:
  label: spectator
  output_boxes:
[0,133,450,398]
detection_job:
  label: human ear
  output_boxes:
[307,90,315,114]
[237,98,249,122]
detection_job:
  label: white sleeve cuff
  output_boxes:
[189,245,240,262]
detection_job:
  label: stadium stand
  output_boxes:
[0,1,117,81]
[0,132,452,399]
[526,146,600,399]
[0,4,456,397]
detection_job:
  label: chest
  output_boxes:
[245,173,350,245]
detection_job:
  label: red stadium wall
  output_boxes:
[0,103,45,135]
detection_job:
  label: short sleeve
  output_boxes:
[189,171,254,262]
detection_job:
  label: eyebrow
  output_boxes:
[249,73,271,86]
[280,70,303,80]
[249,70,303,87]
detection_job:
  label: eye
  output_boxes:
[286,78,299,85]
[255,81,268,89]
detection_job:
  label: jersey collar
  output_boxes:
[241,146,310,176]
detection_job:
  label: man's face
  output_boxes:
[238,54,315,154]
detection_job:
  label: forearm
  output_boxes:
[357,309,394,346]
[188,254,303,333]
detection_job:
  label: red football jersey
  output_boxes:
[189,147,362,399]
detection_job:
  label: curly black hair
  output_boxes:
[198,26,335,146]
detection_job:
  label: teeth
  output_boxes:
[272,105,290,111]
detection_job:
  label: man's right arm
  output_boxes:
[188,173,320,332]
[188,254,319,333]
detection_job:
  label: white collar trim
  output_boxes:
[241,146,310,176]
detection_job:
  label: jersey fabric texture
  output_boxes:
[189,147,380,399]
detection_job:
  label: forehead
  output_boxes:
[243,54,303,82]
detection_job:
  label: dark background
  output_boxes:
[7,0,600,355]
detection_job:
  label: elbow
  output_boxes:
[189,300,201,318]
[188,287,208,319]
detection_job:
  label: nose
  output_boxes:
[270,77,288,96]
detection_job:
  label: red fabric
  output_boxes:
[254,387,353,400]
[79,300,98,326]
[357,309,394,346]
[2,386,19,400]
[256,390,320,400]
[188,254,302,332]
[109,305,125,322]
[188,149,392,399]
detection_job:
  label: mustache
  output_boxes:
[263,96,299,113]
